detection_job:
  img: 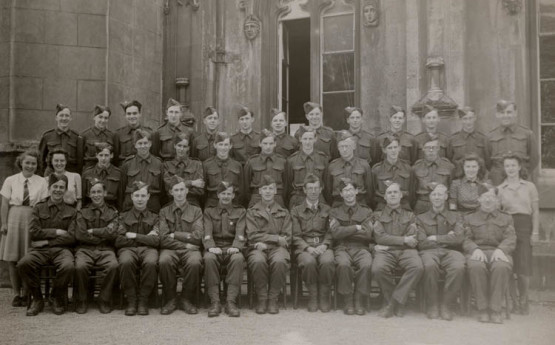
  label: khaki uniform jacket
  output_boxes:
[287,150,328,199]
[462,209,516,256]
[373,206,417,250]
[329,203,373,249]
[411,157,455,202]
[75,203,118,251]
[488,124,538,171]
[163,158,204,200]
[244,153,287,200]
[39,128,83,173]
[291,201,332,255]
[152,122,194,161]
[415,131,449,160]
[121,154,164,196]
[115,208,160,248]
[203,156,244,202]
[81,126,114,167]
[416,209,464,250]
[191,132,217,162]
[274,132,299,158]
[246,201,292,248]
[447,130,490,169]
[82,164,123,208]
[203,205,246,250]
[113,125,153,165]
[376,130,418,165]
[327,157,373,205]
[349,129,375,165]
[29,199,77,248]
[156,202,203,251]
[295,126,338,160]
[230,131,262,164]
[371,158,413,206]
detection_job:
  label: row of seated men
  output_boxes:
[18,170,516,325]
[40,99,537,211]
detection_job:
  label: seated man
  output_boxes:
[330,178,373,315]
[463,188,516,324]
[291,174,334,312]
[115,181,160,316]
[373,182,423,318]
[18,174,76,316]
[203,181,246,317]
[81,142,122,209]
[157,176,203,315]
[416,183,465,321]
[246,175,292,315]
[74,178,119,314]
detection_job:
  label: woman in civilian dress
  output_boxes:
[0,150,48,306]
[497,153,539,315]
[45,148,82,210]
[449,153,490,213]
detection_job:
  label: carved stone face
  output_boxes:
[244,17,260,40]
[363,4,378,26]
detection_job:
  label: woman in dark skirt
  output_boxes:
[497,153,539,315]
[0,150,48,306]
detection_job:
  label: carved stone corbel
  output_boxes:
[411,57,458,117]
[244,14,261,41]
[502,0,522,15]
[362,0,379,27]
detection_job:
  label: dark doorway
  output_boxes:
[282,18,310,127]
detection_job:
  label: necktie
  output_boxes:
[345,161,352,179]
[22,179,30,206]
[99,168,108,180]
[306,155,314,174]
[221,208,229,235]
[137,212,144,234]
[220,160,228,177]
[436,213,446,235]
[175,208,183,232]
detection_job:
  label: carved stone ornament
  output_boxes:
[237,0,248,12]
[244,14,261,41]
[164,0,199,15]
[502,0,522,15]
[411,57,458,117]
[362,0,379,27]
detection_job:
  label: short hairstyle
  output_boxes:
[501,152,528,180]
[496,100,516,112]
[121,100,142,112]
[458,153,486,180]
[93,105,111,117]
[15,149,40,172]
[47,148,69,170]
[133,129,151,143]
[95,142,114,154]
[48,173,68,188]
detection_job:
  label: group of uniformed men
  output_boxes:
[18,98,533,324]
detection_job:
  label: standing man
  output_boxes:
[230,105,261,165]
[345,107,375,165]
[291,174,335,312]
[287,129,329,208]
[330,178,373,315]
[269,109,299,158]
[376,106,418,165]
[372,182,423,318]
[411,139,455,214]
[18,175,76,316]
[488,100,538,185]
[414,105,449,160]
[74,178,119,314]
[416,183,465,321]
[203,181,246,317]
[113,100,153,166]
[81,143,122,209]
[327,131,373,207]
[295,102,338,160]
[246,175,292,315]
[81,105,114,170]
[157,176,203,315]
[191,106,220,162]
[152,98,194,161]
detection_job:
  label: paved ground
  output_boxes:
[1,288,555,345]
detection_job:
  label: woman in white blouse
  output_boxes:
[45,148,82,210]
[0,150,48,307]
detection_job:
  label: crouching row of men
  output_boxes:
[18,170,515,324]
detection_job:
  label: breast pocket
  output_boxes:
[106,176,121,197]
[436,168,452,185]
[47,140,61,151]
[352,168,366,191]
[511,133,528,156]
[119,136,133,156]
[159,134,175,158]
[292,165,306,187]
[206,169,221,191]
[377,173,393,193]
[396,171,410,191]
[357,141,372,161]
[250,165,266,186]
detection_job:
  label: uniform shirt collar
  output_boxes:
[47,198,64,211]
[217,203,234,214]
[56,127,70,136]
[132,207,148,218]
[92,126,107,136]
[305,199,319,211]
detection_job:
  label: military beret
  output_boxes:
[121,100,142,112]
[56,103,70,114]
[166,98,182,110]
[344,106,363,119]
[260,175,276,187]
[203,106,218,118]
[496,99,516,112]
[217,181,234,194]
[270,108,285,119]
[167,175,186,189]
[427,182,447,193]
[457,106,475,118]
[236,105,253,119]
[389,105,405,117]
[381,135,399,149]
[214,132,230,144]
[133,129,151,143]
[384,180,401,193]
[338,177,357,191]
[336,130,354,143]
[93,105,111,117]
[94,142,114,154]
[303,102,322,114]
[48,173,68,188]
[418,104,438,118]
[88,177,104,190]
[131,181,149,193]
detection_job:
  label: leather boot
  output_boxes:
[267,298,279,314]
[343,294,354,315]
[354,292,366,315]
[319,285,331,313]
[52,297,65,315]
[225,285,240,317]
[75,300,87,314]
[207,286,221,317]
[256,296,267,314]
[160,298,177,315]
[180,291,198,314]
[125,297,137,316]
[440,303,453,321]
[26,290,44,317]
[307,284,318,312]
[137,299,149,316]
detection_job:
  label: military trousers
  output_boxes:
[158,249,203,301]
[117,246,158,303]
[247,246,290,300]
[204,251,244,302]
[296,249,335,286]
[335,246,372,295]
[420,248,465,307]
[74,248,119,303]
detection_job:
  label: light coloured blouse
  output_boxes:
[45,171,82,205]
[0,173,48,206]
[498,179,539,215]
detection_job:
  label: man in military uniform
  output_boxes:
[291,174,334,312]
[372,182,423,318]
[82,143,122,209]
[163,133,204,207]
[203,132,244,207]
[152,98,194,161]
[246,175,292,314]
[488,100,538,185]
[157,176,204,315]
[345,107,375,165]
[244,133,287,207]
[38,103,83,174]
[203,181,246,317]
[414,105,449,160]
[327,131,373,207]
[113,100,153,166]
[269,109,299,158]
[447,106,490,174]
[330,178,373,315]
[121,130,165,212]
[191,106,220,162]
[376,106,418,165]
[416,183,465,321]
[411,139,455,214]
[74,178,119,314]
[287,129,329,208]
[463,188,516,324]
[230,105,261,165]
[372,136,413,210]
[18,175,76,316]
[295,102,338,160]
[115,181,160,316]
[81,105,114,170]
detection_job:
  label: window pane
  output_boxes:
[323,14,354,52]
[540,0,555,33]
[323,53,354,92]
[323,0,354,15]
[541,125,555,169]
[541,80,555,123]
[540,36,555,79]
[322,92,355,130]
